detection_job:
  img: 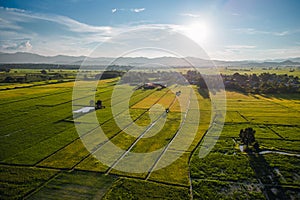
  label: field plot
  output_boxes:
[0,165,58,199]
[0,79,209,199]
[1,76,299,199]
[28,171,116,200]
[102,178,190,200]
[190,91,300,199]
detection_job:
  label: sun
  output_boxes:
[183,21,209,44]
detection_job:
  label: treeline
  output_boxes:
[0,64,132,70]
[0,64,81,70]
[119,71,186,86]
[2,72,68,83]
[184,70,299,94]
[223,72,299,94]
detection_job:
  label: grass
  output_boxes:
[148,151,191,185]
[0,165,58,200]
[1,75,299,199]
[190,90,300,199]
[268,125,300,140]
[28,170,116,200]
[191,138,257,182]
[4,128,78,165]
[75,154,109,172]
[103,178,190,200]
[192,179,265,200]
[37,139,90,169]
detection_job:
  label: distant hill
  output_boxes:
[0,52,299,67]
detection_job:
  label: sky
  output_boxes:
[0,0,299,60]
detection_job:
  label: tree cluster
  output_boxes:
[223,72,299,94]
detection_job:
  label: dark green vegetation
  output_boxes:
[223,72,299,94]
[0,69,299,199]
[0,165,58,199]
[190,91,300,199]
[185,70,300,94]
[103,178,190,200]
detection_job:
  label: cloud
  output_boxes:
[130,8,145,13]
[3,7,26,13]
[111,8,145,14]
[0,6,111,33]
[180,13,201,18]
[1,6,298,60]
[233,28,292,36]
[226,45,256,49]
[273,31,289,36]
[0,17,22,30]
[0,7,187,56]
[0,7,116,55]
[0,39,32,52]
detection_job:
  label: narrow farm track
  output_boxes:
[105,94,178,175]
[265,125,284,139]
[0,83,115,125]
[0,88,72,106]
[0,85,157,162]
[0,86,197,199]
[237,111,249,122]
[145,88,192,180]
[0,83,151,141]
[32,87,171,169]
[23,171,63,200]
[189,93,300,199]
[0,162,190,197]
[4,76,299,200]
[258,95,300,114]
[0,79,76,91]
[71,88,175,171]
[0,79,117,109]
[29,89,161,167]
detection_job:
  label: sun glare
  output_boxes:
[183,21,209,44]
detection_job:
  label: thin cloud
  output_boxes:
[3,7,26,13]
[0,6,112,33]
[226,45,256,49]
[0,39,32,52]
[0,7,183,56]
[131,8,145,13]
[233,28,291,36]
[0,17,22,30]
[111,8,145,14]
[180,13,201,18]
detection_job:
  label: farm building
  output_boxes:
[136,82,166,90]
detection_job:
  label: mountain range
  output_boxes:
[0,52,299,67]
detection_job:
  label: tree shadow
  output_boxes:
[197,88,210,99]
[247,150,289,199]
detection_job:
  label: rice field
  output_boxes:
[0,77,299,199]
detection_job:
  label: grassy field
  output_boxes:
[191,90,300,199]
[0,75,299,199]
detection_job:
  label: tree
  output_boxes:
[239,127,256,148]
[41,69,47,74]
